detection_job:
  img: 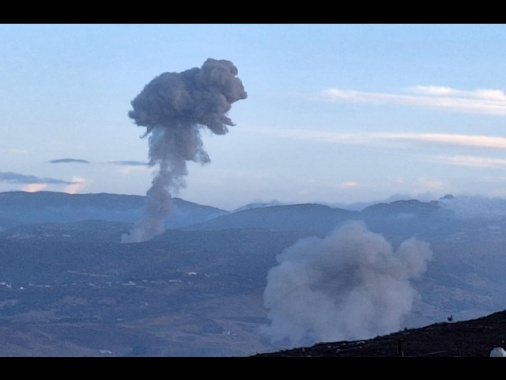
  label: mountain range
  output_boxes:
[1,190,506,356]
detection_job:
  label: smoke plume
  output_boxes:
[260,220,432,349]
[121,58,247,243]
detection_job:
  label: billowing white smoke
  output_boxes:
[261,220,433,349]
[121,58,247,243]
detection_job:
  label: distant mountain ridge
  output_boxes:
[0,191,228,230]
[0,191,460,240]
[362,198,442,216]
[184,203,361,234]
[0,191,457,248]
[0,191,458,241]
[0,191,448,230]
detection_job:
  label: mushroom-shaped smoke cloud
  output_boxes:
[261,220,433,349]
[121,58,247,243]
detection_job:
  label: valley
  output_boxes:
[1,191,506,356]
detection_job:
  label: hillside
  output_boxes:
[253,308,506,357]
[0,227,313,356]
[1,191,506,356]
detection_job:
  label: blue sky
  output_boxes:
[2,24,506,210]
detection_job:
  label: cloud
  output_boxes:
[386,133,506,150]
[321,86,506,116]
[49,159,149,166]
[106,160,148,166]
[254,128,506,151]
[4,148,28,154]
[410,85,506,101]
[104,161,151,175]
[414,178,447,190]
[335,181,360,189]
[63,176,92,194]
[0,172,90,193]
[430,155,506,168]
[45,159,151,177]
[22,183,48,192]
[0,171,74,185]
[49,158,90,164]
[410,85,459,97]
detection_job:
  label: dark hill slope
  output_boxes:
[253,308,506,357]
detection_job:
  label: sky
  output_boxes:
[2,24,506,211]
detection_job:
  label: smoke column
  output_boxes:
[260,220,433,349]
[121,58,247,243]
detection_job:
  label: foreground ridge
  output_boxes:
[252,309,506,357]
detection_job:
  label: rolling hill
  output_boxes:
[1,191,506,356]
